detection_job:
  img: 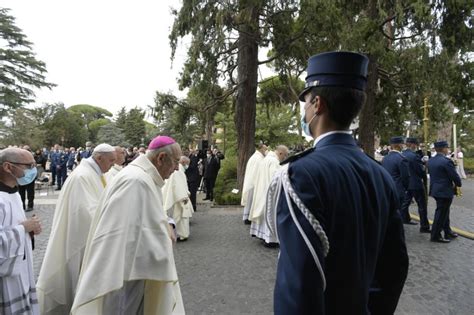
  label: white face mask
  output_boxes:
[184,164,189,170]
[207,154,211,158]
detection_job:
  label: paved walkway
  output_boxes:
[30,180,474,314]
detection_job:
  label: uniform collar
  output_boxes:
[314,131,355,149]
[0,181,18,194]
[131,154,165,188]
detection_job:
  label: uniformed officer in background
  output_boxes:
[382,136,413,224]
[427,140,462,243]
[401,137,430,232]
[272,51,408,314]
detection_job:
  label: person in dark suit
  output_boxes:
[203,149,220,201]
[401,137,430,232]
[382,136,414,225]
[427,140,462,243]
[49,144,61,186]
[185,149,200,211]
[273,51,408,314]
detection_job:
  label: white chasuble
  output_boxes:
[71,154,184,315]
[1,191,39,315]
[36,158,104,315]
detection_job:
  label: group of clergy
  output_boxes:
[241,143,289,247]
[1,136,194,315]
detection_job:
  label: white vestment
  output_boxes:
[105,164,122,183]
[0,190,39,315]
[36,158,105,315]
[71,154,185,315]
[241,150,264,221]
[248,151,281,243]
[163,164,194,240]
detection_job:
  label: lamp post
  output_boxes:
[422,97,432,145]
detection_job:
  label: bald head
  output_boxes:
[0,148,35,186]
[275,145,289,162]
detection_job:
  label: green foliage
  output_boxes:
[123,107,146,146]
[67,104,113,141]
[463,157,474,174]
[96,123,128,146]
[0,8,55,116]
[0,108,46,149]
[214,155,241,205]
[42,103,88,147]
[255,104,302,148]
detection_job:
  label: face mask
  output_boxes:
[184,165,189,170]
[301,110,317,138]
[13,165,37,186]
[207,154,211,158]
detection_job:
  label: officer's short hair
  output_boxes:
[309,86,366,129]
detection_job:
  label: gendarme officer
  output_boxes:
[272,51,408,314]
[382,136,413,224]
[401,137,430,232]
[427,140,462,243]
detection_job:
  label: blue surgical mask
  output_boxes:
[15,166,37,186]
[301,111,317,138]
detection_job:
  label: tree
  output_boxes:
[170,0,306,189]
[0,108,46,148]
[42,103,88,147]
[67,104,113,141]
[96,123,128,146]
[123,107,146,146]
[0,8,55,116]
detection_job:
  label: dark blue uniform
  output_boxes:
[49,150,61,186]
[382,151,410,222]
[401,149,429,230]
[56,152,68,189]
[275,133,408,315]
[427,154,462,240]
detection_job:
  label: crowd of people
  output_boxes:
[0,50,470,314]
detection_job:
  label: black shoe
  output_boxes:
[404,221,418,225]
[203,198,210,201]
[430,237,451,243]
[244,219,251,225]
[55,187,61,191]
[25,207,34,212]
[420,228,431,233]
[445,232,458,239]
[263,242,279,248]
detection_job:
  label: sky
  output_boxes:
[3,0,193,116]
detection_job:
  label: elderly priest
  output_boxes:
[37,143,116,315]
[1,148,42,315]
[71,135,185,315]
[163,155,194,241]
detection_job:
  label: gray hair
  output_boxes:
[146,144,176,160]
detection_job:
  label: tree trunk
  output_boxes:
[359,0,379,157]
[359,54,378,157]
[235,1,260,190]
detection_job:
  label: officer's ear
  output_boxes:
[313,95,327,115]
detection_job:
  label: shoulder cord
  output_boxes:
[266,165,330,291]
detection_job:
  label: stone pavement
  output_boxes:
[29,180,473,314]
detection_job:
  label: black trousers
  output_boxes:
[51,165,57,185]
[187,180,199,211]
[205,177,216,200]
[401,189,429,229]
[19,181,35,209]
[431,197,453,239]
[56,166,67,188]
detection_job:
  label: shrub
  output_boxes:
[214,155,241,205]
[463,157,474,175]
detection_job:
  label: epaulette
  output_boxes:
[366,153,381,165]
[280,148,314,165]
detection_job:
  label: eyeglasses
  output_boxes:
[8,162,37,169]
